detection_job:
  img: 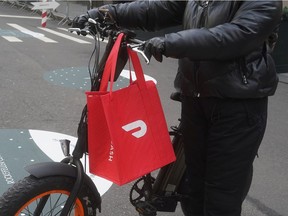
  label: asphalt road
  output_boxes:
[0,5,287,216]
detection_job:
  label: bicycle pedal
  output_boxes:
[135,201,157,216]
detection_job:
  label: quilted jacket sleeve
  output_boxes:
[106,0,186,31]
[164,1,283,60]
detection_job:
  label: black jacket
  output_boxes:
[101,0,283,98]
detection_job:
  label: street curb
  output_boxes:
[279,73,288,83]
[2,1,73,24]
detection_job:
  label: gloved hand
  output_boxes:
[71,14,88,30]
[71,8,105,30]
[144,37,166,62]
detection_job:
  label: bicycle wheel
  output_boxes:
[0,175,99,216]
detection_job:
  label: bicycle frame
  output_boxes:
[127,99,187,216]
[24,20,187,216]
[24,29,120,216]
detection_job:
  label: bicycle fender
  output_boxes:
[25,162,77,178]
[25,162,101,210]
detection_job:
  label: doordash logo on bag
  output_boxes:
[122,120,147,138]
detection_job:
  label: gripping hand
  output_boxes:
[144,37,166,62]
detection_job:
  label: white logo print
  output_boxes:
[122,120,147,138]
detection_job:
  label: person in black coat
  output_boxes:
[73,1,283,215]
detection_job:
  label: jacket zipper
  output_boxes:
[194,0,209,97]
[239,58,248,85]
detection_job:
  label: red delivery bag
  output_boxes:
[86,33,175,185]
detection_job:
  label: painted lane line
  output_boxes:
[57,27,109,43]
[0,15,42,19]
[2,36,23,42]
[7,23,57,43]
[57,27,94,40]
[39,27,91,44]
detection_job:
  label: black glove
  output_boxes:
[71,8,105,30]
[144,37,166,62]
[71,13,88,29]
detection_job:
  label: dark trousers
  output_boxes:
[180,96,268,216]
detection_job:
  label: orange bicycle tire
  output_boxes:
[15,189,85,216]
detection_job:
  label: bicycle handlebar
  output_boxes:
[68,18,150,64]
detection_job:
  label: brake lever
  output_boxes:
[68,27,81,33]
[128,43,150,64]
[68,28,90,36]
[88,18,97,25]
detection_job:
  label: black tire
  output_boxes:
[0,175,99,215]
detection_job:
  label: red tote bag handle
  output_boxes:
[126,48,147,89]
[99,33,124,91]
[100,33,147,92]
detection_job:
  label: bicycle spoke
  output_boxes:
[16,192,78,216]
[34,195,50,216]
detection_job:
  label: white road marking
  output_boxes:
[7,23,57,43]
[28,129,113,196]
[38,27,91,44]
[2,36,22,42]
[0,14,42,19]
[57,27,109,43]
[1,23,105,44]
[57,27,95,40]
[121,69,157,84]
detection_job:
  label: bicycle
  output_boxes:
[0,17,188,216]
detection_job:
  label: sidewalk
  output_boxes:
[1,1,90,24]
[51,1,89,24]
[279,72,288,83]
